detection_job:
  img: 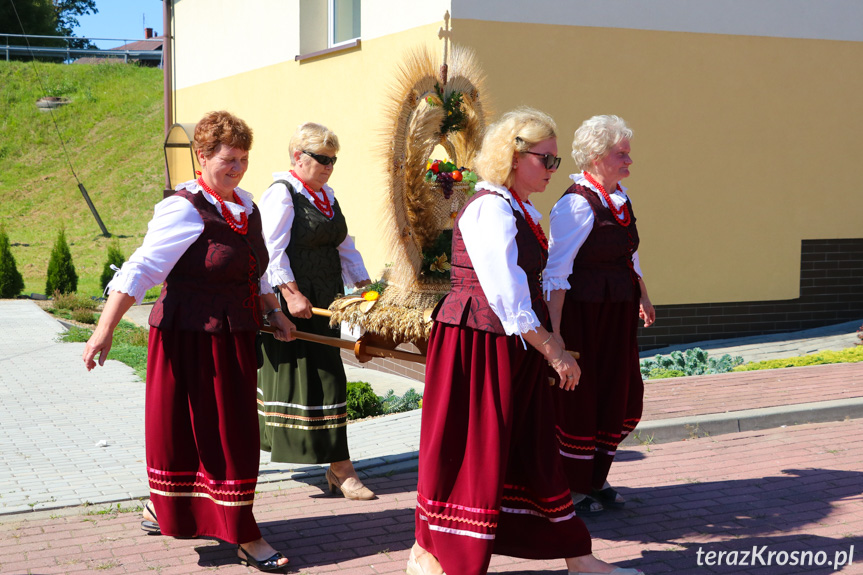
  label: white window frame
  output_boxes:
[328,0,361,48]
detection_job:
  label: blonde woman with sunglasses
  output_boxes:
[257,122,374,500]
[409,108,643,575]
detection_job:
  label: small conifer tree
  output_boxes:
[0,225,25,299]
[100,241,125,292]
[45,227,78,295]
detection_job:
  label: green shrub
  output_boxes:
[346,381,383,420]
[0,225,24,298]
[114,321,149,348]
[61,325,92,343]
[381,388,423,414]
[100,241,126,292]
[71,308,96,324]
[640,348,744,380]
[53,291,98,311]
[59,319,149,380]
[45,228,78,295]
[734,347,863,371]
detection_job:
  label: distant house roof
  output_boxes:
[111,38,164,52]
[74,37,164,65]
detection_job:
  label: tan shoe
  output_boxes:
[406,546,446,575]
[326,466,375,500]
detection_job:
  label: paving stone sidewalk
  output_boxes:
[1,418,861,574]
[1,300,862,574]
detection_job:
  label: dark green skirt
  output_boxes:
[257,314,349,464]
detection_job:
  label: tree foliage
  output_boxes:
[53,0,98,38]
[0,225,25,299]
[100,240,125,291]
[0,0,98,52]
[46,227,78,295]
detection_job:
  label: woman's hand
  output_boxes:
[525,328,581,391]
[637,277,656,327]
[639,296,655,327]
[550,349,582,391]
[286,293,313,319]
[269,311,296,342]
[81,291,136,371]
[82,325,115,371]
[355,278,372,289]
[279,282,313,319]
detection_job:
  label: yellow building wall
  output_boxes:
[452,20,863,305]
[173,23,445,288]
[172,19,863,306]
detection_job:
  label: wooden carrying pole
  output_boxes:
[261,307,579,369]
[259,325,428,365]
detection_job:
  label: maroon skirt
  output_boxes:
[555,299,644,494]
[415,322,592,575]
[145,327,262,543]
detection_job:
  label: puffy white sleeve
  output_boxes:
[259,182,296,287]
[543,193,595,298]
[459,194,541,336]
[106,196,203,304]
[336,233,370,287]
[632,250,643,279]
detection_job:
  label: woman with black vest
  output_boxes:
[83,111,294,572]
[545,115,655,517]
[409,108,641,575]
[256,122,374,500]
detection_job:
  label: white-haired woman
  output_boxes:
[257,122,374,500]
[409,108,642,575]
[545,115,655,516]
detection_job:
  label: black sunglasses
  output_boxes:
[523,151,561,170]
[304,150,338,166]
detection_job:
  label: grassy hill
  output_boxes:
[0,60,165,297]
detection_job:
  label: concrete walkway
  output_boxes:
[1,300,862,573]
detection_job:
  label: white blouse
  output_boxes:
[460,182,544,336]
[107,179,274,303]
[259,170,369,288]
[543,173,643,299]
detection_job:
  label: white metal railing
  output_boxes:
[1,34,163,63]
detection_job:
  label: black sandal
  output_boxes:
[237,545,289,572]
[140,501,161,535]
[572,493,604,516]
[592,486,626,509]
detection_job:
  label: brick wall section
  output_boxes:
[341,238,863,379]
[638,238,863,350]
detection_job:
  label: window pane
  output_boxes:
[332,0,360,44]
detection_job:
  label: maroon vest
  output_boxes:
[149,189,269,333]
[565,184,640,302]
[434,190,549,334]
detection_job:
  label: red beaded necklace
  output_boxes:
[509,189,549,251]
[290,170,334,218]
[583,171,630,226]
[196,175,249,235]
